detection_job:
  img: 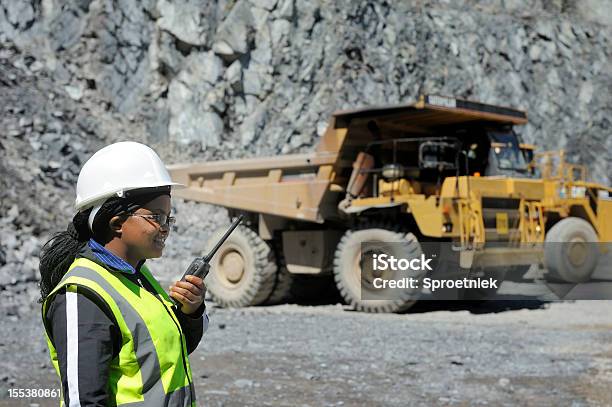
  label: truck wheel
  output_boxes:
[264,253,294,305]
[333,226,423,313]
[205,225,277,307]
[544,217,599,283]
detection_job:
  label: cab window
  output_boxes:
[489,131,528,171]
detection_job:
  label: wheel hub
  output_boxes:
[567,238,587,267]
[220,250,245,283]
[354,248,388,289]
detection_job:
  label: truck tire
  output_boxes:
[544,217,599,283]
[205,225,277,307]
[263,253,294,305]
[333,225,423,313]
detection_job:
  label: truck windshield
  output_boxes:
[489,131,528,171]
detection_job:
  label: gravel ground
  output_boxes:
[1,300,612,406]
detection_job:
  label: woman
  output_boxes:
[39,141,207,406]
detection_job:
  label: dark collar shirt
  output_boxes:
[88,238,138,274]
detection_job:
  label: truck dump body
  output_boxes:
[316,95,526,154]
[169,152,340,223]
[331,95,527,131]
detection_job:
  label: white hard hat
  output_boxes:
[75,141,184,211]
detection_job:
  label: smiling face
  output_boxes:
[111,194,172,265]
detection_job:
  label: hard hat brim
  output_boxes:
[75,181,185,211]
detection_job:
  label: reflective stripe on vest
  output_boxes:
[42,258,196,407]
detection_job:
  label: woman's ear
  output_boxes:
[108,215,126,236]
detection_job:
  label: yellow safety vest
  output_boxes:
[42,257,196,407]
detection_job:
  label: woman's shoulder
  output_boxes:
[45,283,119,328]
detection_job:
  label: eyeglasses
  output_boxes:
[131,213,176,228]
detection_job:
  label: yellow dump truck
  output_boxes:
[169,95,612,312]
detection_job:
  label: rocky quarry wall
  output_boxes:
[0,0,610,315]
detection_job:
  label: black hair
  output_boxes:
[38,187,171,302]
